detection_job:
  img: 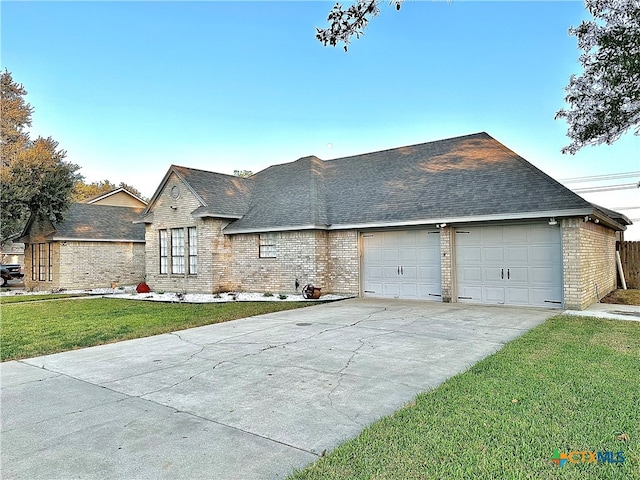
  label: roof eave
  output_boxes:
[192,211,243,220]
[52,237,146,243]
[223,224,329,235]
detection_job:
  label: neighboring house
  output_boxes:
[0,240,25,266]
[138,132,631,310]
[20,189,147,290]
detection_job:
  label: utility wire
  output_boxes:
[572,183,639,193]
[561,171,640,183]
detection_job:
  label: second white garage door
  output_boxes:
[362,230,441,300]
[455,224,563,307]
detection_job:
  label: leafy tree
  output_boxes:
[233,169,253,178]
[316,0,403,51]
[72,179,145,202]
[0,70,81,245]
[1,70,32,163]
[556,0,640,154]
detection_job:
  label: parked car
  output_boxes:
[1,264,24,286]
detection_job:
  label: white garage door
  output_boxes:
[455,224,563,308]
[362,230,441,300]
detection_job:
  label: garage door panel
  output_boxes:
[383,266,399,278]
[506,287,529,304]
[455,225,562,308]
[384,284,400,297]
[482,228,503,243]
[530,266,559,284]
[460,266,482,283]
[458,246,482,263]
[417,246,439,262]
[382,248,399,262]
[418,283,442,299]
[505,246,528,263]
[366,266,383,279]
[484,287,506,303]
[399,283,418,297]
[528,227,555,243]
[502,227,528,243]
[418,266,439,281]
[531,288,562,305]
[458,285,481,302]
[484,247,504,262]
[399,249,417,262]
[507,267,529,283]
[530,245,560,263]
[485,267,505,283]
[402,266,418,280]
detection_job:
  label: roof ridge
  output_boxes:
[326,132,488,163]
[172,164,254,180]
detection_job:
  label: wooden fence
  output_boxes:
[619,241,640,289]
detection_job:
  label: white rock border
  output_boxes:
[1,285,352,303]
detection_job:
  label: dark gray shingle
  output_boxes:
[54,204,145,241]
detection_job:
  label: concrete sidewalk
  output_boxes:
[564,302,640,322]
[1,299,555,480]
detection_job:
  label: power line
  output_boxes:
[572,183,640,194]
[561,171,640,184]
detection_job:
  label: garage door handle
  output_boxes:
[401,266,404,275]
[501,268,504,279]
[507,268,510,280]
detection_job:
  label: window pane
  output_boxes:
[48,243,53,281]
[259,233,276,258]
[171,228,185,274]
[31,244,37,281]
[188,227,197,274]
[159,230,168,274]
[38,244,46,281]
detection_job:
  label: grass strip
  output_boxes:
[290,315,640,480]
[0,293,90,304]
[0,298,315,361]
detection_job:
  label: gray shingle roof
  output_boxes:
[172,165,254,218]
[156,133,628,233]
[225,132,598,232]
[53,204,145,241]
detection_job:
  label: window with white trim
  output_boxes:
[188,227,197,274]
[259,233,277,258]
[38,243,47,281]
[159,230,168,274]
[171,228,185,274]
[31,244,37,281]
[48,243,53,281]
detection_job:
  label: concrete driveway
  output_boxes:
[1,298,555,479]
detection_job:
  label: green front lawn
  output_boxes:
[0,298,314,361]
[291,315,640,479]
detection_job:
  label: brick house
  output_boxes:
[139,133,630,310]
[20,189,147,290]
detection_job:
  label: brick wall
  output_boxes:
[230,230,327,294]
[144,173,227,293]
[24,240,144,290]
[228,229,360,295]
[327,230,359,295]
[562,218,617,310]
[440,226,454,303]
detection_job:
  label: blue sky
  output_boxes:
[2,1,638,236]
